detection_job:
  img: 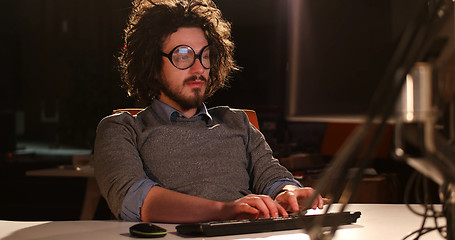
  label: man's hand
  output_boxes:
[220,194,289,220]
[274,186,329,214]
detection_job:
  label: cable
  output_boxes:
[403,171,447,240]
[402,226,447,240]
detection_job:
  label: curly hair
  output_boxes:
[118,0,237,103]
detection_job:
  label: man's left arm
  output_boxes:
[242,112,327,213]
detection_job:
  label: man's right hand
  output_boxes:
[220,194,289,221]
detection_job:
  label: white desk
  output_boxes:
[0,204,446,240]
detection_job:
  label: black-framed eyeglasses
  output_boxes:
[161,45,219,70]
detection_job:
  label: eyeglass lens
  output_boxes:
[171,45,218,70]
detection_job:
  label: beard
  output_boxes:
[159,75,208,111]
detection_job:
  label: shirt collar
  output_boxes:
[151,98,213,125]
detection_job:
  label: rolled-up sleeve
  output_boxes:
[94,113,151,219]
[121,179,160,221]
[263,178,303,198]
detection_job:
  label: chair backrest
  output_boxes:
[112,108,142,115]
[112,108,260,130]
[242,109,259,130]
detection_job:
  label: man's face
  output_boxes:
[158,27,210,112]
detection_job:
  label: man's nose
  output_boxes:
[189,58,205,74]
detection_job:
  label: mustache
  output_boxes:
[184,75,207,83]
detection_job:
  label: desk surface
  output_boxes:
[0,204,446,240]
[25,166,95,178]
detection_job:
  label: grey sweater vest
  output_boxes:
[94,106,294,218]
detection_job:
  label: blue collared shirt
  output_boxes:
[120,99,301,221]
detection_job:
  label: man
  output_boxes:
[94,0,326,223]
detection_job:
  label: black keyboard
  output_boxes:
[176,211,361,237]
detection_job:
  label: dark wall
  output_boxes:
[1,1,20,152]
[5,0,424,151]
[10,0,134,149]
[210,0,288,110]
[6,0,287,149]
